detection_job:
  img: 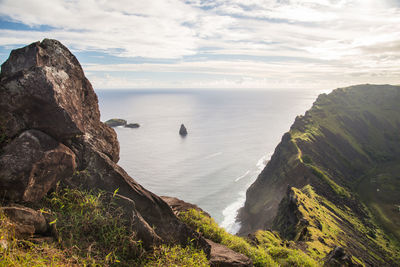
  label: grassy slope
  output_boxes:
[243,84,400,265]
[179,209,319,267]
[357,162,400,240]
[292,85,400,236]
[286,85,400,264]
[274,185,400,265]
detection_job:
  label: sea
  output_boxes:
[97,89,322,234]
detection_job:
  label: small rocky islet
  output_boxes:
[179,123,188,136]
[104,118,140,128]
[105,119,188,135]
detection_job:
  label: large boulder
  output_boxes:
[1,206,48,236]
[207,239,252,267]
[0,129,76,202]
[0,39,119,163]
[67,147,204,246]
[0,39,208,249]
[161,196,211,218]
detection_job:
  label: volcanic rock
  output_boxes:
[0,39,208,249]
[161,196,211,218]
[0,129,76,202]
[104,118,127,127]
[324,246,361,267]
[0,39,119,163]
[179,123,188,136]
[1,206,48,236]
[125,123,140,128]
[207,239,252,267]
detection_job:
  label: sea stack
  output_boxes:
[179,124,188,136]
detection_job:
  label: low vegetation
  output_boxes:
[275,185,400,265]
[1,180,398,266]
[1,187,321,266]
[0,188,208,266]
[179,208,319,267]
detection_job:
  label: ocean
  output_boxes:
[97,89,320,233]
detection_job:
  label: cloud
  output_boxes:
[0,0,201,58]
[0,0,400,89]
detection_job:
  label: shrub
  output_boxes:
[43,187,145,265]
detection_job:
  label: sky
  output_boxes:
[0,0,400,90]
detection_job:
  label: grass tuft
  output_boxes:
[144,244,209,267]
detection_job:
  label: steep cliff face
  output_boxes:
[239,84,400,265]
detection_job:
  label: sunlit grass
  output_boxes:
[179,208,319,267]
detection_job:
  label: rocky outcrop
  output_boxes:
[104,118,127,127]
[1,206,48,237]
[0,39,205,249]
[0,39,119,163]
[125,123,140,128]
[0,129,76,202]
[161,196,211,218]
[324,247,361,267]
[179,123,188,136]
[207,239,252,267]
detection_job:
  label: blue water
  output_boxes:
[97,89,320,233]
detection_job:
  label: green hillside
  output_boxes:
[240,84,400,265]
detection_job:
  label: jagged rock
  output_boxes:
[207,239,252,267]
[125,123,140,128]
[0,39,119,163]
[179,124,187,136]
[324,246,361,267]
[239,132,308,235]
[67,148,203,246]
[132,209,162,249]
[0,39,209,253]
[161,196,211,218]
[0,130,76,202]
[1,206,48,236]
[111,193,161,249]
[272,187,304,240]
[105,118,127,127]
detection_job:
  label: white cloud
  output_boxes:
[0,0,201,58]
[0,0,400,89]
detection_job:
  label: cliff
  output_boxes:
[239,84,400,265]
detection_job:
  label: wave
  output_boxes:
[220,153,271,234]
[220,190,246,234]
[256,153,271,171]
[202,151,223,160]
[235,170,250,182]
